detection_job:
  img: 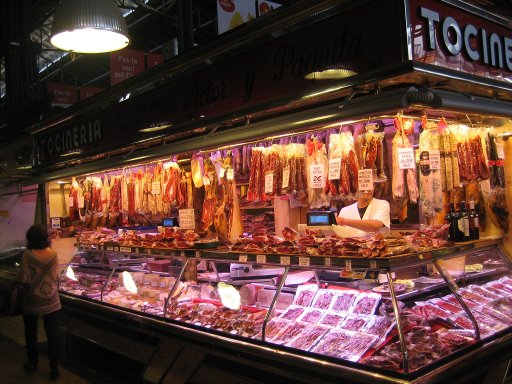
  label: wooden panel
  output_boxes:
[143,339,184,384]
[68,317,155,363]
[161,347,205,384]
[192,364,262,384]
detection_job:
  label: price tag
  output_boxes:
[264,173,274,194]
[282,167,290,188]
[195,251,201,258]
[352,271,366,279]
[256,254,267,264]
[397,147,415,169]
[299,257,310,267]
[324,257,332,267]
[280,256,291,265]
[114,247,119,252]
[239,254,248,262]
[178,209,195,230]
[106,246,113,251]
[151,181,161,195]
[358,169,373,191]
[219,168,226,178]
[370,261,377,269]
[120,246,131,253]
[78,196,85,209]
[429,150,440,170]
[180,251,186,257]
[203,176,211,186]
[309,164,325,188]
[226,168,234,180]
[497,143,505,159]
[345,260,352,272]
[328,158,341,180]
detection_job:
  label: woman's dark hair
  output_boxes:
[26,224,50,250]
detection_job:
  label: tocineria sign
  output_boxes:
[411,0,512,82]
[34,118,102,164]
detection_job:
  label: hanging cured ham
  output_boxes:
[391,114,419,204]
[306,137,329,209]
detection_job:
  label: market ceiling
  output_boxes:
[1,0,512,149]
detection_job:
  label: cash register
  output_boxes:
[297,211,337,235]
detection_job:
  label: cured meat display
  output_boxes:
[305,137,329,208]
[312,330,377,362]
[418,117,443,218]
[326,133,358,199]
[391,114,419,204]
[486,132,509,231]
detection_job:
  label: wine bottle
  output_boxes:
[460,201,470,242]
[469,200,480,240]
[445,202,455,241]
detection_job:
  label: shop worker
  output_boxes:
[17,224,61,380]
[335,188,390,237]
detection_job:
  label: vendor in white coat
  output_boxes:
[335,189,390,237]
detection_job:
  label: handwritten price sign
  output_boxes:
[358,169,373,190]
[397,147,415,169]
[309,165,325,188]
[328,158,341,180]
[429,150,440,170]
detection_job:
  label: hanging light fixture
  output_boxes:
[50,0,130,53]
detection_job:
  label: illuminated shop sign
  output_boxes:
[411,0,512,82]
[34,119,102,162]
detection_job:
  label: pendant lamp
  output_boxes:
[50,0,130,53]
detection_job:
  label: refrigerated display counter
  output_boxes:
[58,236,512,383]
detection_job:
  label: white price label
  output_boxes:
[113,247,119,252]
[219,168,226,178]
[299,257,310,267]
[324,257,332,267]
[282,167,290,189]
[345,260,352,272]
[227,168,234,180]
[256,254,267,264]
[264,173,274,194]
[203,176,211,186]
[429,150,441,170]
[151,181,161,195]
[179,209,195,230]
[358,169,373,191]
[370,261,377,269]
[239,254,248,262]
[120,246,131,253]
[328,158,342,180]
[78,196,85,209]
[195,251,201,258]
[106,246,113,251]
[280,256,291,265]
[397,147,415,169]
[309,164,325,188]
[180,251,186,257]
[497,143,505,159]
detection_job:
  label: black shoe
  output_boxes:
[50,367,60,380]
[22,362,37,373]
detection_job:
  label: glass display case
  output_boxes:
[59,236,512,381]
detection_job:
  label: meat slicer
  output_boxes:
[230,264,285,281]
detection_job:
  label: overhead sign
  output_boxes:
[79,87,104,101]
[110,49,145,85]
[410,0,512,83]
[217,0,256,35]
[47,83,77,106]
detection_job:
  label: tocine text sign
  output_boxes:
[358,169,373,190]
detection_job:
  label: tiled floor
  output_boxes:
[0,315,123,383]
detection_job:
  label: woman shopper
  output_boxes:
[18,224,61,380]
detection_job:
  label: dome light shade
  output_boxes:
[50,0,130,53]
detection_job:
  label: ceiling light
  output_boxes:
[305,67,358,80]
[50,0,130,53]
[139,123,173,133]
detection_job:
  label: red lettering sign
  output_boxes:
[79,87,104,101]
[147,53,163,69]
[47,83,77,105]
[110,49,145,85]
